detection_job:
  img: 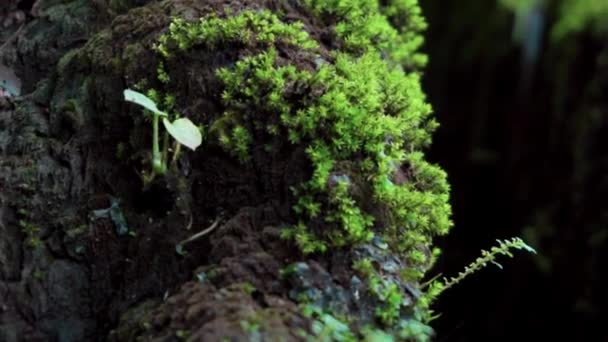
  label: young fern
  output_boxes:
[441,237,536,291]
[418,236,536,322]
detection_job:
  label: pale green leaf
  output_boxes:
[163,117,202,150]
[123,89,168,117]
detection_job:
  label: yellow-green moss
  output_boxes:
[305,0,428,68]
[155,10,318,58]
[147,3,452,336]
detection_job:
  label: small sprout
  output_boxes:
[123,89,203,184]
[124,89,168,117]
[162,117,202,151]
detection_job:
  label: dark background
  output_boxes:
[419,1,608,341]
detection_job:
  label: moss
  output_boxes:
[241,282,256,296]
[84,30,115,70]
[18,219,42,249]
[304,0,428,68]
[552,0,608,39]
[155,10,318,58]
[303,305,358,342]
[123,42,146,65]
[354,258,410,326]
[213,42,450,255]
[175,329,190,340]
[143,2,451,336]
[57,48,81,74]
[33,269,45,281]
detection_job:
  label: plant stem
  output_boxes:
[152,114,166,174]
[171,142,182,166]
[162,128,169,166]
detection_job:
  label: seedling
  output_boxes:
[123,89,202,184]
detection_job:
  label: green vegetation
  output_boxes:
[417,237,536,315]
[175,329,190,340]
[18,219,42,248]
[154,10,318,59]
[552,0,608,39]
[353,258,406,326]
[440,237,536,292]
[302,305,358,342]
[149,3,449,333]
[213,38,451,259]
[304,0,428,68]
[137,2,537,339]
[123,89,202,184]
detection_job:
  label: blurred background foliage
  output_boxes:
[419,0,608,340]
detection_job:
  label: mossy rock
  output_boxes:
[33,0,454,340]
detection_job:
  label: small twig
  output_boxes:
[178,217,221,246]
[170,142,182,166]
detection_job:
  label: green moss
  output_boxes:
[325,180,375,247]
[552,0,608,39]
[32,269,45,281]
[352,258,374,277]
[214,41,450,254]
[146,3,452,334]
[304,0,428,68]
[57,48,81,74]
[354,258,408,326]
[303,305,358,342]
[155,10,318,58]
[175,329,190,340]
[239,320,260,335]
[18,219,42,249]
[116,142,126,160]
[157,61,170,84]
[241,282,256,296]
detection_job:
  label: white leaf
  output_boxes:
[163,117,202,150]
[123,89,167,117]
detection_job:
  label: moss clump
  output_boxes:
[155,10,318,58]
[214,43,451,260]
[147,2,452,334]
[18,219,42,249]
[305,0,428,68]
